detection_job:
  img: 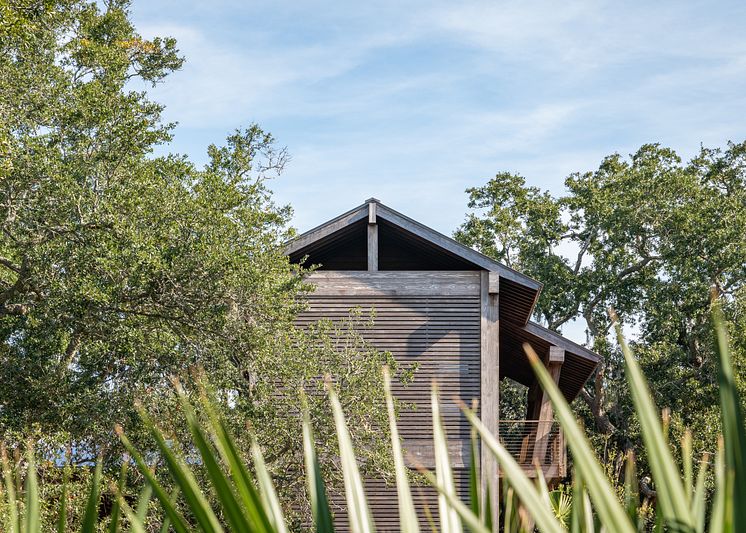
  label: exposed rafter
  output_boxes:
[284,199,544,322]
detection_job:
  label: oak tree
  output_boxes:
[0,0,400,518]
[456,142,746,472]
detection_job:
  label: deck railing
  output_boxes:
[497,419,566,478]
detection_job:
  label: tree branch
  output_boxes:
[0,256,21,274]
[573,232,593,275]
[616,255,660,279]
[0,257,29,305]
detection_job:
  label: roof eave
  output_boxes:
[285,202,369,256]
[283,199,545,324]
[523,321,602,365]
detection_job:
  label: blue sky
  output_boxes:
[132,0,746,236]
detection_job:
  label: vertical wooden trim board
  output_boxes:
[367,202,378,271]
[480,271,499,528]
[367,223,378,271]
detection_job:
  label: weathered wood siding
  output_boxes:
[296,271,481,531]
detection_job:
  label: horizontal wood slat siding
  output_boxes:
[297,271,480,531]
[330,470,471,532]
[305,271,481,296]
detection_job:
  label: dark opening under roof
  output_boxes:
[501,320,601,401]
[286,199,600,402]
[286,199,542,322]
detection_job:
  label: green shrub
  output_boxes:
[2,297,744,532]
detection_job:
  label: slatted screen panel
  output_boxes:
[296,272,481,531]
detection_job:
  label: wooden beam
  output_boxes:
[488,271,499,294]
[368,201,377,224]
[377,203,543,293]
[532,348,564,467]
[367,224,378,271]
[548,345,565,364]
[480,271,499,529]
[306,270,481,296]
[285,204,368,255]
[368,202,378,271]
[523,321,601,364]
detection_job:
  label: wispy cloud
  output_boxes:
[132,0,746,238]
[138,23,376,127]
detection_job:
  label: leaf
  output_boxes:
[417,468,489,533]
[459,399,564,533]
[108,460,129,533]
[327,378,376,533]
[611,318,694,530]
[534,462,551,512]
[23,445,40,533]
[692,453,709,533]
[1,444,19,533]
[134,406,225,533]
[301,391,335,533]
[482,480,493,533]
[116,493,147,533]
[682,430,693,504]
[57,458,69,533]
[250,437,288,533]
[502,486,515,533]
[623,450,639,528]
[135,479,153,525]
[467,419,484,529]
[81,456,103,533]
[383,366,420,533]
[159,489,181,533]
[709,440,727,533]
[570,470,592,533]
[523,341,634,533]
[431,382,462,533]
[197,384,277,533]
[173,380,253,532]
[711,294,746,531]
[116,425,192,533]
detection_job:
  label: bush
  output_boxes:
[2,296,744,532]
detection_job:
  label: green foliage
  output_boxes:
[0,0,406,517]
[454,142,746,481]
[2,304,742,531]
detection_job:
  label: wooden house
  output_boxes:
[286,199,600,529]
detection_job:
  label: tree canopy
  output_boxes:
[0,0,400,517]
[456,142,746,470]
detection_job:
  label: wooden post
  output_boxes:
[532,346,564,467]
[480,271,499,530]
[367,201,378,271]
[526,381,542,420]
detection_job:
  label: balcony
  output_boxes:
[498,419,566,479]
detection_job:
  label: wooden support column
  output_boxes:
[532,346,564,467]
[526,381,542,421]
[367,201,378,271]
[480,271,499,529]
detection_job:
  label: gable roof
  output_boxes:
[502,320,601,400]
[286,199,543,324]
[286,198,600,401]
[287,199,542,288]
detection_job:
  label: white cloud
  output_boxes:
[428,0,746,74]
[136,26,358,127]
[131,0,746,244]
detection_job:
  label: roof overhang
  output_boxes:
[501,320,600,401]
[285,199,543,325]
[285,199,600,402]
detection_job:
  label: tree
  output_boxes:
[455,142,746,473]
[0,0,401,518]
